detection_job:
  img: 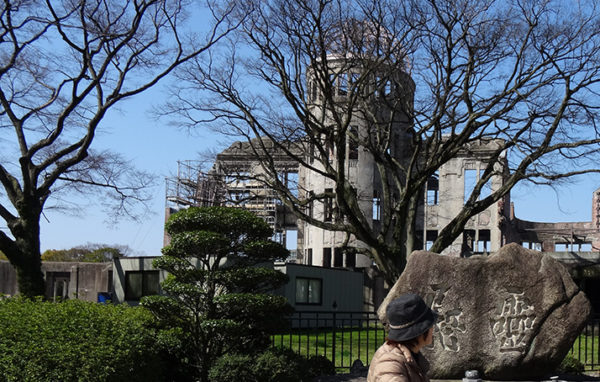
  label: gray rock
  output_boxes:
[378,243,591,380]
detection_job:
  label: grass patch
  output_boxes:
[274,327,600,371]
[570,333,600,371]
[272,326,386,369]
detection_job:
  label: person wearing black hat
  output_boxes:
[367,293,438,382]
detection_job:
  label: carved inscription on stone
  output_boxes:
[426,285,466,352]
[491,292,536,352]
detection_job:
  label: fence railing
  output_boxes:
[570,318,600,370]
[272,311,600,372]
[271,311,385,370]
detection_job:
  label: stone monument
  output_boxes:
[378,243,591,380]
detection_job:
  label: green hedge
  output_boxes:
[209,348,336,382]
[0,298,171,382]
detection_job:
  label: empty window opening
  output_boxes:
[463,229,476,253]
[464,168,492,203]
[285,229,297,251]
[324,188,334,222]
[426,230,438,251]
[348,125,359,160]
[383,79,393,96]
[464,169,477,204]
[345,250,356,268]
[555,242,593,252]
[522,241,542,251]
[427,172,439,205]
[338,73,348,96]
[322,247,332,268]
[555,243,568,251]
[334,247,344,267]
[373,190,381,221]
[476,230,491,253]
[480,171,492,199]
[280,171,299,197]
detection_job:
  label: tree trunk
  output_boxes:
[4,211,46,297]
[14,250,45,297]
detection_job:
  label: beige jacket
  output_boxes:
[367,342,430,382]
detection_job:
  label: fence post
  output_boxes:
[332,309,337,368]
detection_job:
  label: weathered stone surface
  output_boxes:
[377,243,591,380]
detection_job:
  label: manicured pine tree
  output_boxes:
[142,206,292,382]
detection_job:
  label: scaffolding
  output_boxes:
[165,161,226,208]
[165,160,286,233]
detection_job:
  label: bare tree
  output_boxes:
[0,0,236,297]
[164,0,600,284]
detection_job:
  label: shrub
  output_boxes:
[557,353,585,375]
[306,355,336,377]
[0,297,170,381]
[209,348,332,382]
[253,348,309,382]
[207,353,256,382]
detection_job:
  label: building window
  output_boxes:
[338,73,348,96]
[464,169,477,204]
[348,125,359,160]
[373,190,381,221]
[522,241,542,251]
[323,247,332,268]
[427,172,439,205]
[324,188,333,222]
[426,230,438,251]
[383,79,393,96]
[463,229,476,253]
[555,242,593,252]
[476,230,491,253]
[306,248,313,265]
[464,168,492,204]
[346,250,356,268]
[295,277,322,305]
[125,271,160,301]
[334,247,343,267]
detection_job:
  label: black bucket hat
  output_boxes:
[386,293,438,342]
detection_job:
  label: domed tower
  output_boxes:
[297,20,415,268]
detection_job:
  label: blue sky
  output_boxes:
[38,83,600,256]
[38,85,226,256]
[34,2,600,257]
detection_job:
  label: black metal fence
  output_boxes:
[569,318,600,370]
[272,311,600,372]
[271,311,385,369]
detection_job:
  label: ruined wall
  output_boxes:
[420,140,510,257]
[0,261,112,301]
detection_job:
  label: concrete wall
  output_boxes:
[0,260,112,301]
[421,139,509,257]
[0,261,18,296]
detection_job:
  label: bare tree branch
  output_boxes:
[0,0,235,296]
